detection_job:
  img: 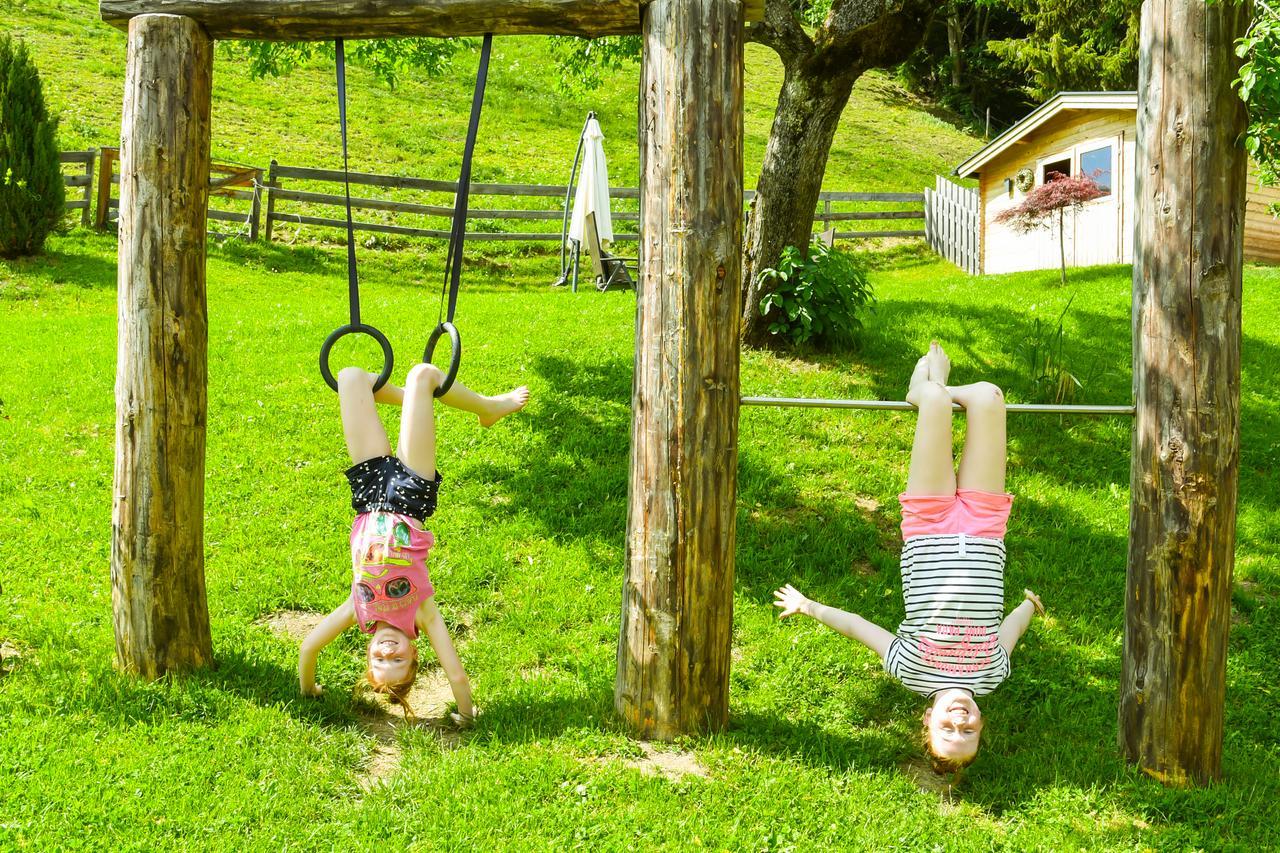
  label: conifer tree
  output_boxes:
[0,35,64,259]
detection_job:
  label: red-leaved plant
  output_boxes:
[993,173,1105,287]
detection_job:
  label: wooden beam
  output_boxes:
[112,13,215,678]
[100,0,762,39]
[615,0,743,740]
[1119,0,1248,786]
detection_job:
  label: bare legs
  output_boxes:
[903,342,1007,496]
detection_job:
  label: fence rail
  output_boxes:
[923,175,980,274]
[69,149,930,247]
[59,150,95,227]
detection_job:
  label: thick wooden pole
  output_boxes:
[615,0,744,740]
[1120,0,1249,785]
[112,13,214,678]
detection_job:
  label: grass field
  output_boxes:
[8,0,980,196]
[1,229,1277,849]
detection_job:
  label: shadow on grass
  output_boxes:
[0,241,118,295]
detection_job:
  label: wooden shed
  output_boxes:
[953,91,1280,273]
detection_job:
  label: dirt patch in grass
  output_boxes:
[591,742,709,782]
[258,609,467,790]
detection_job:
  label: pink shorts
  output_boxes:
[899,489,1014,540]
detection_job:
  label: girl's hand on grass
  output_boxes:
[302,683,324,698]
[773,584,810,619]
[1024,589,1045,616]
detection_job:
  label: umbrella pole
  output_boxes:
[554,111,594,287]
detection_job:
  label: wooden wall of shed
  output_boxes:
[974,108,1279,271]
[978,109,1136,275]
[1245,162,1280,264]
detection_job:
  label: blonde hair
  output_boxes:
[920,714,980,778]
[362,645,420,720]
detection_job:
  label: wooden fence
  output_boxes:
[59,150,96,227]
[73,149,929,247]
[95,147,264,240]
[923,175,981,274]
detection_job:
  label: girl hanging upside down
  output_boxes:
[298,362,528,722]
[774,342,1044,774]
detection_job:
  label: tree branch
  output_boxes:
[745,0,814,65]
[818,0,944,70]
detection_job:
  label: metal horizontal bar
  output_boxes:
[740,397,1136,416]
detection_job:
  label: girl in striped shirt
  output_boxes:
[774,342,1044,773]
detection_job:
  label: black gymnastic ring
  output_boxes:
[423,321,461,398]
[319,323,394,393]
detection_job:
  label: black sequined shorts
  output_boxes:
[345,455,442,521]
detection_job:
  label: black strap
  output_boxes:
[336,38,360,327]
[439,33,493,326]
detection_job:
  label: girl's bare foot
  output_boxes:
[927,341,951,387]
[478,386,530,427]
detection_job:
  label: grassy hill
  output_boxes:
[11,0,981,194]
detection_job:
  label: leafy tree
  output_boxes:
[898,0,1035,128]
[1236,0,1280,195]
[0,34,64,259]
[227,38,467,88]
[992,172,1103,286]
[985,0,1142,101]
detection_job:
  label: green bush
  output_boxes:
[0,35,64,259]
[758,239,875,349]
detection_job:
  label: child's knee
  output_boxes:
[972,382,1005,408]
[337,366,371,389]
[406,362,444,393]
[911,380,951,408]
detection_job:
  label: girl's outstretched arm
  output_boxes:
[299,600,356,696]
[998,589,1044,656]
[415,599,476,720]
[774,584,895,660]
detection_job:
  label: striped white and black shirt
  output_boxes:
[883,533,1011,697]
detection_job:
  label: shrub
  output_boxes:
[758,239,875,349]
[0,35,64,259]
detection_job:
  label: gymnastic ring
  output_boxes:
[319,323,395,393]
[423,321,461,398]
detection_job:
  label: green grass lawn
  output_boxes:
[1,230,1277,849]
[11,0,981,196]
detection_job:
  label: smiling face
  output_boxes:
[366,624,418,687]
[924,688,984,764]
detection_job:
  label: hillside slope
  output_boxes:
[12,0,981,193]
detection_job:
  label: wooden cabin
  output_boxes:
[953,91,1280,274]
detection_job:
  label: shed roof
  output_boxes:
[954,91,1138,178]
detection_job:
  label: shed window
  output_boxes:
[1041,157,1071,184]
[1080,146,1113,195]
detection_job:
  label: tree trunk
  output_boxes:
[1119,0,1248,786]
[112,13,214,678]
[946,7,964,88]
[615,0,743,740]
[741,61,858,346]
[1057,207,1067,287]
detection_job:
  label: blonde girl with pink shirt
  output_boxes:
[775,342,1044,774]
[298,362,528,721]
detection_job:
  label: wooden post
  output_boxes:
[615,0,744,740]
[249,167,263,242]
[81,150,96,227]
[112,13,214,678]
[263,159,278,242]
[95,147,116,229]
[1119,0,1249,785]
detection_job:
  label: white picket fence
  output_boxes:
[924,175,981,274]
